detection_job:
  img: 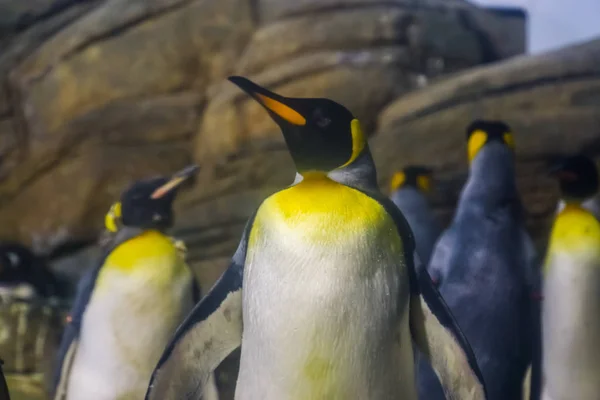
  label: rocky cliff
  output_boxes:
[0,0,523,260]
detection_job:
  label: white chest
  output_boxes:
[236,209,415,400]
[543,251,600,398]
[66,265,194,400]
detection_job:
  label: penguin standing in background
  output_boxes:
[52,165,219,400]
[389,166,441,269]
[145,76,487,400]
[542,155,600,400]
[419,120,539,400]
[0,242,62,300]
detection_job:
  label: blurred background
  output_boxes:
[0,0,599,398]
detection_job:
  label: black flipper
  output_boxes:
[145,213,256,400]
[353,187,488,400]
[0,358,10,400]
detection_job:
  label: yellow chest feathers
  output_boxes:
[253,175,400,246]
[547,204,600,260]
[99,230,189,285]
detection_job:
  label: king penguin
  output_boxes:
[144,76,487,400]
[418,120,540,400]
[542,154,600,400]
[389,165,441,269]
[51,165,219,400]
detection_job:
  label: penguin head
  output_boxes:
[108,165,199,231]
[0,243,29,285]
[466,120,515,164]
[549,155,599,202]
[0,242,53,299]
[228,76,366,175]
[390,165,434,193]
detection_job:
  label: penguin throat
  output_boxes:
[301,171,330,181]
[561,200,584,211]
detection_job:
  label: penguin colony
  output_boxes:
[0,76,595,400]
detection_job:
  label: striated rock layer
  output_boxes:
[0,0,523,257]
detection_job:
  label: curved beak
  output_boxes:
[228,76,306,126]
[150,164,200,199]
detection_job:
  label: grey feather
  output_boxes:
[418,142,537,400]
[390,187,441,268]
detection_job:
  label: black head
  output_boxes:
[0,243,33,285]
[119,165,199,230]
[0,242,61,298]
[549,155,599,201]
[390,165,434,193]
[228,76,365,174]
[466,120,515,163]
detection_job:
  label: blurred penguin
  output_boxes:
[389,166,441,269]
[52,165,219,400]
[542,154,600,400]
[418,120,539,400]
[0,242,62,301]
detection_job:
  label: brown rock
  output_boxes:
[0,93,200,252]
[0,0,257,252]
[236,6,417,74]
[0,0,523,255]
[0,2,95,115]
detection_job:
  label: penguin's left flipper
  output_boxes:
[169,236,220,400]
[360,190,486,399]
[409,262,487,400]
[427,226,456,286]
[145,214,256,400]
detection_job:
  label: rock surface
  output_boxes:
[0,0,523,255]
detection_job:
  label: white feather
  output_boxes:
[235,212,417,399]
[65,257,194,400]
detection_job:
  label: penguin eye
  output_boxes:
[312,108,331,129]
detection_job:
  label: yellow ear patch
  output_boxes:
[503,132,516,150]
[390,172,406,192]
[467,130,488,163]
[256,94,306,126]
[104,202,122,233]
[340,119,367,168]
[417,175,432,192]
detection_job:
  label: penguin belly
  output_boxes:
[235,180,416,400]
[542,251,600,400]
[65,262,194,400]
